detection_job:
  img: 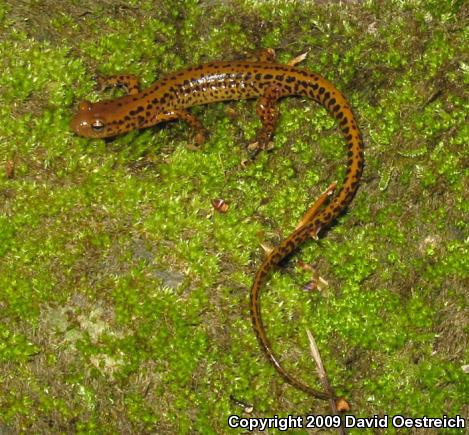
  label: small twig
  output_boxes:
[423,89,442,107]
[306,328,348,435]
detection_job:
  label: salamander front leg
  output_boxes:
[157,110,208,150]
[94,74,140,95]
[248,86,282,156]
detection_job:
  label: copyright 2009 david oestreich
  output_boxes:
[227,414,466,431]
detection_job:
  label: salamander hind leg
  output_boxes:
[248,85,282,156]
[243,48,276,63]
[94,74,140,95]
[244,48,306,66]
[158,110,208,151]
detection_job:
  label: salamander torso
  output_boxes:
[71,50,364,402]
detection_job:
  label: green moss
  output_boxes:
[0,325,39,362]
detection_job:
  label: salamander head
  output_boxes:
[70,100,139,138]
[70,101,109,138]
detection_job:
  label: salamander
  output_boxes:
[70,49,364,402]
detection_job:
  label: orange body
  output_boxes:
[71,52,364,401]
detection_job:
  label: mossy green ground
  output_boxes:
[0,0,467,433]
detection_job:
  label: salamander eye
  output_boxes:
[91,120,105,132]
